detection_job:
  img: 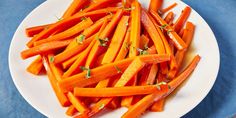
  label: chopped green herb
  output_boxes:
[167,30,173,34]
[137,48,149,55]
[80,66,91,79]
[49,56,54,63]
[124,6,135,11]
[98,38,109,47]
[55,15,62,21]
[114,65,122,73]
[99,104,105,110]
[125,21,129,26]
[80,17,87,21]
[76,34,85,44]
[159,24,167,31]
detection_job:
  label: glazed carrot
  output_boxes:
[58,54,170,92]
[173,6,191,33]
[147,64,158,85]
[141,9,165,54]
[65,15,112,50]
[85,9,124,68]
[33,18,93,46]
[139,35,149,50]
[26,7,118,48]
[54,34,96,64]
[122,55,201,118]
[150,9,187,50]
[67,92,90,114]
[171,22,195,77]
[114,27,130,61]
[63,39,96,77]
[160,2,177,14]
[42,56,70,107]
[25,24,52,37]
[94,52,105,67]
[21,40,72,59]
[149,0,163,12]
[48,54,63,81]
[101,16,129,64]
[26,56,43,75]
[129,1,141,57]
[107,97,120,109]
[147,45,157,54]
[150,98,165,112]
[66,105,78,116]
[61,52,82,69]
[62,0,89,18]
[164,11,174,24]
[74,85,160,97]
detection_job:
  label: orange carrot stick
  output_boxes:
[66,105,78,116]
[141,9,165,54]
[147,64,158,85]
[173,6,191,33]
[114,27,130,61]
[42,56,71,107]
[26,56,43,75]
[101,16,129,64]
[160,2,177,14]
[21,40,72,59]
[67,92,90,114]
[107,97,121,109]
[85,9,124,68]
[26,7,118,48]
[139,35,150,50]
[122,55,201,118]
[58,54,170,92]
[33,18,93,46]
[54,33,96,64]
[129,1,141,57]
[74,85,160,97]
[82,0,119,13]
[149,0,163,12]
[62,0,89,18]
[164,11,174,24]
[48,54,63,81]
[25,24,52,37]
[150,9,187,50]
[61,52,82,70]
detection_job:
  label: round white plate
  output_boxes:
[9,0,220,118]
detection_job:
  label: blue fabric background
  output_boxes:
[0,0,236,118]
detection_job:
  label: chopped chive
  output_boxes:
[80,66,91,79]
[159,24,167,31]
[55,15,62,21]
[98,38,109,47]
[99,104,105,110]
[156,81,168,90]
[125,21,129,26]
[114,65,122,73]
[124,6,135,11]
[137,48,149,55]
[49,56,54,63]
[76,34,85,44]
[167,30,173,34]
[80,17,87,21]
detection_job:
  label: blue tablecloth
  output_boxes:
[1,0,236,118]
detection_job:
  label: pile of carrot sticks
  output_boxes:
[21,0,200,117]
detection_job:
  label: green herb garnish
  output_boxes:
[137,48,149,55]
[80,17,87,21]
[124,6,135,11]
[156,81,167,90]
[159,24,167,31]
[49,56,54,63]
[97,37,109,47]
[99,104,105,110]
[80,66,91,79]
[114,65,122,73]
[76,34,85,44]
[167,30,173,34]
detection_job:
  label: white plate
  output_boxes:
[9,0,220,118]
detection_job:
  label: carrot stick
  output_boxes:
[107,97,120,109]
[33,18,93,46]
[21,40,72,59]
[129,1,141,57]
[150,98,165,112]
[114,27,130,61]
[65,15,112,51]
[94,52,105,67]
[164,11,174,24]
[26,7,118,48]
[42,56,71,107]
[82,0,119,13]
[160,2,177,14]
[74,85,160,97]
[66,105,78,116]
[122,55,201,118]
[173,6,191,33]
[26,56,43,75]
[141,9,165,54]
[147,64,158,85]
[54,33,96,64]
[63,39,96,77]
[169,22,195,78]
[62,0,89,18]
[150,9,187,50]
[48,54,63,81]
[25,24,52,37]
[149,0,163,12]
[67,92,90,114]
[101,16,129,64]
[147,45,157,54]
[58,54,170,92]
[85,9,124,68]
[61,52,82,70]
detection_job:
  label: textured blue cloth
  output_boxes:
[0,0,236,118]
